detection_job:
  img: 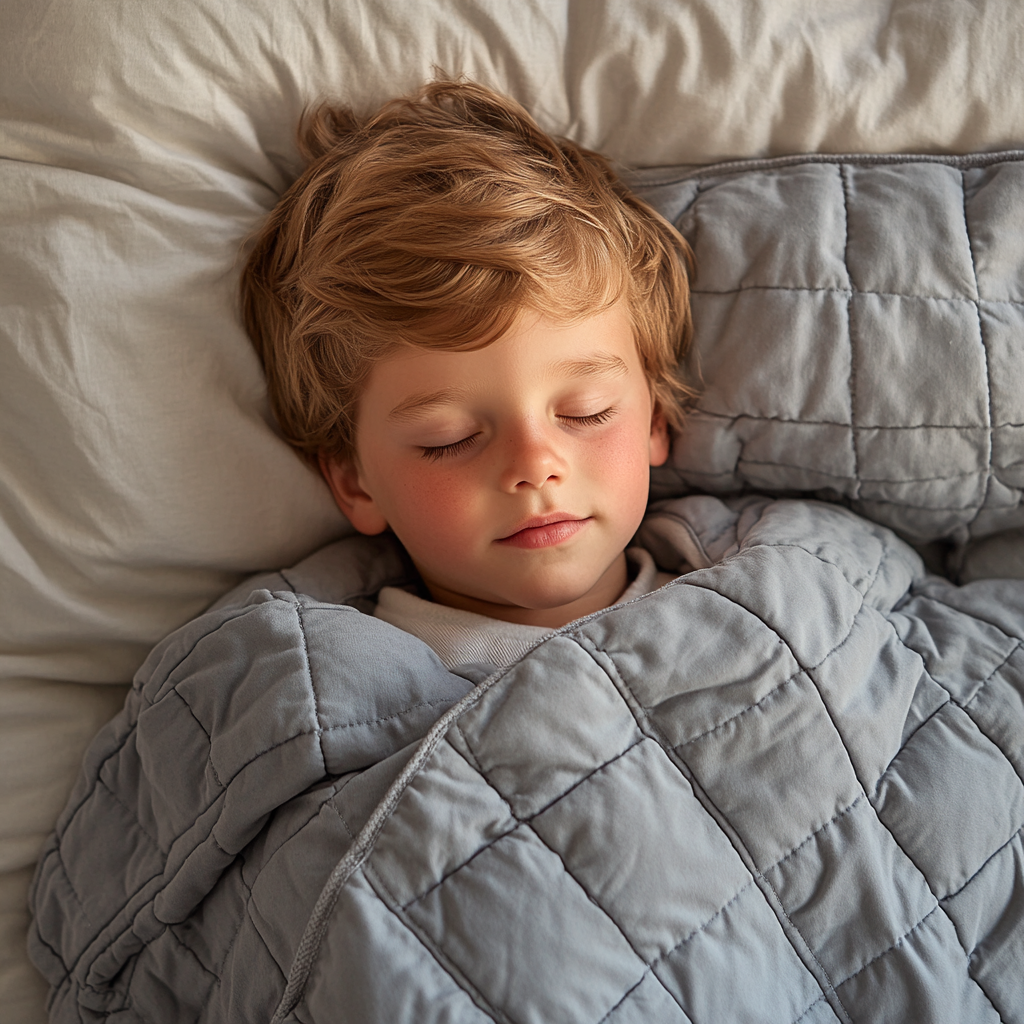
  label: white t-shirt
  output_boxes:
[374,547,677,671]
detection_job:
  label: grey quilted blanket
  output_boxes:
[29,496,1024,1023]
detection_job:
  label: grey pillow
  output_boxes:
[628,152,1024,546]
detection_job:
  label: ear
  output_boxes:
[318,453,389,535]
[649,406,670,467]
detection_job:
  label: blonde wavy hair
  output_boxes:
[240,79,695,463]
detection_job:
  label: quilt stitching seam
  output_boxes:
[325,799,357,842]
[50,646,221,849]
[318,697,460,734]
[270,666,511,1023]
[50,709,138,842]
[142,604,267,710]
[657,553,888,1005]
[51,716,338,990]
[960,641,1022,713]
[521,822,679,1016]
[210,883,251,982]
[673,669,803,748]
[393,739,521,912]
[901,600,1024,741]
[961,169,996,533]
[295,604,327,775]
[401,733,647,911]
[839,162,861,499]
[238,901,290,992]
[909,592,1024,647]
[26,928,71,990]
[833,906,942,989]
[164,922,219,984]
[941,823,1024,908]
[790,996,832,1024]
[94,775,162,854]
[593,975,656,1024]
[651,880,754,962]
[748,538,885,597]
[50,854,168,989]
[789,637,980,977]
[734,458,988,484]
[635,150,1024,188]
[165,687,224,790]
[361,864,511,1024]
[879,674,949,766]
[967,942,1011,1024]
[686,565,871,679]
[953,698,1024,795]
[764,794,865,875]
[685,408,1024,431]
[165,728,324,794]
[50,841,98,932]
[692,282,1024,306]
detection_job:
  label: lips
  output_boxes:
[497,513,591,549]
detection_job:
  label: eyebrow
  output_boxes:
[386,353,630,421]
[551,354,631,380]
[388,386,469,421]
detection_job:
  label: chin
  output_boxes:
[505,577,602,612]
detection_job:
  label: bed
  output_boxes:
[3,2,1024,1021]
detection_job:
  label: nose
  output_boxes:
[498,421,568,492]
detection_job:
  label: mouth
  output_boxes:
[496,513,592,550]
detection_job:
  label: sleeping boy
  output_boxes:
[240,78,696,669]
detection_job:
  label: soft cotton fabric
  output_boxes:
[374,548,675,671]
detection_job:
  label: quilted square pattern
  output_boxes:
[851,293,988,429]
[448,636,643,820]
[842,164,978,299]
[690,289,852,423]
[678,670,862,870]
[402,827,649,1024]
[530,738,752,962]
[762,795,935,981]
[642,154,1024,543]
[834,909,999,1022]
[676,162,850,293]
[366,739,517,907]
[964,164,1024,303]
[873,702,1024,898]
[583,582,801,749]
[982,302,1024,427]
[653,879,824,1024]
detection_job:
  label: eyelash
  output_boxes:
[418,409,615,461]
[420,434,480,461]
[560,408,615,427]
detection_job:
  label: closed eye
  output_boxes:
[420,433,481,461]
[559,408,615,427]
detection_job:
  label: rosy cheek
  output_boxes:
[390,463,476,549]
[584,419,651,475]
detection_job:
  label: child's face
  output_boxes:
[321,301,669,628]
